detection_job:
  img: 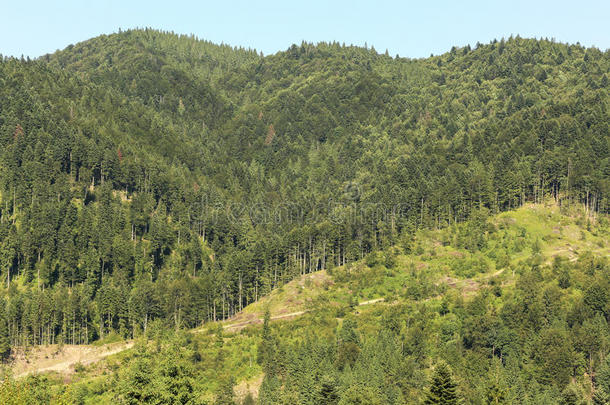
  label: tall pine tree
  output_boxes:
[424,363,459,405]
[0,299,10,361]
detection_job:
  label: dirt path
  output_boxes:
[359,298,385,305]
[14,296,386,376]
[14,341,134,378]
[222,297,385,332]
[222,311,307,331]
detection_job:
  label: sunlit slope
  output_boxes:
[218,202,609,326]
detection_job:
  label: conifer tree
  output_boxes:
[424,363,459,405]
[485,377,507,404]
[0,299,10,360]
[336,318,361,371]
[319,375,339,405]
[257,309,276,374]
[215,377,236,405]
[593,388,610,405]
[485,360,508,404]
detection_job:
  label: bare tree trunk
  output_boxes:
[239,270,243,311]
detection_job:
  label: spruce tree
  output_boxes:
[0,299,10,361]
[485,361,508,404]
[319,375,339,405]
[593,388,610,405]
[424,363,459,405]
[560,384,581,405]
[258,375,282,405]
[485,379,507,404]
[215,377,236,405]
[257,309,276,374]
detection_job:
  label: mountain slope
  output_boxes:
[5,203,609,404]
[0,30,608,373]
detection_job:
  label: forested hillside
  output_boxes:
[2,203,609,404]
[0,28,608,359]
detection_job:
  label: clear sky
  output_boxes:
[1,0,609,59]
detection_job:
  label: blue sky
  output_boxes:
[1,0,608,59]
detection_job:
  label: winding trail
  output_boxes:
[13,297,386,378]
[222,297,385,332]
[15,341,134,378]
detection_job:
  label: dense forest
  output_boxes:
[2,204,610,404]
[0,28,609,403]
